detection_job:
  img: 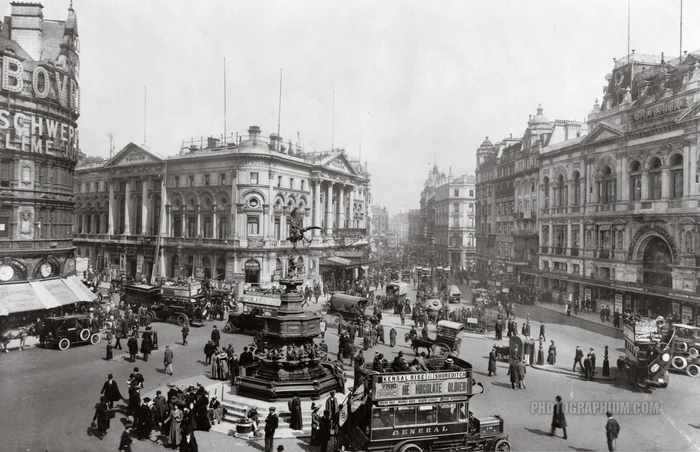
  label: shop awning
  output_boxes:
[320,256,354,267]
[0,282,57,314]
[0,277,97,316]
[63,275,98,302]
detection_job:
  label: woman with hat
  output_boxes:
[164,403,184,447]
[547,340,557,365]
[310,402,321,445]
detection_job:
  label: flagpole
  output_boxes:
[277,68,283,147]
[331,91,335,150]
[224,58,227,147]
[680,0,683,61]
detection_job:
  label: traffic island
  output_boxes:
[529,363,617,381]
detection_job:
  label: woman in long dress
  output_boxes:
[165,404,183,447]
[217,352,229,380]
[210,349,220,379]
[547,341,557,365]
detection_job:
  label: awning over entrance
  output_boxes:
[320,256,353,267]
[0,277,98,316]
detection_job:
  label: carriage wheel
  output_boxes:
[90,333,101,345]
[177,314,189,326]
[58,338,70,351]
[432,342,452,358]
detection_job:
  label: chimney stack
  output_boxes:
[248,126,261,139]
[10,2,44,61]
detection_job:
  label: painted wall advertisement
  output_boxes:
[136,255,144,274]
[614,293,623,314]
[682,306,693,325]
[372,371,469,401]
[672,302,681,316]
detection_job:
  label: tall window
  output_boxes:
[599,166,616,204]
[188,175,194,186]
[247,216,260,235]
[204,174,210,186]
[218,216,227,239]
[629,161,641,201]
[573,171,581,205]
[289,178,294,189]
[203,215,212,238]
[453,202,460,212]
[649,158,662,200]
[250,172,259,185]
[543,177,549,208]
[274,218,281,240]
[174,176,180,187]
[670,154,683,198]
[220,173,226,185]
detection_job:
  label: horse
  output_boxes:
[404,333,432,357]
[0,323,36,353]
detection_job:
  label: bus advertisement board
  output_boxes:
[372,372,469,401]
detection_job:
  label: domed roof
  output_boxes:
[530,104,549,125]
[477,136,495,153]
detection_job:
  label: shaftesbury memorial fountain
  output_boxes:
[236,208,345,400]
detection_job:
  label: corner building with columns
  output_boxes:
[74,126,371,287]
[531,51,700,325]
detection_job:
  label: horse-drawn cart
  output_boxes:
[405,320,464,357]
[326,294,377,327]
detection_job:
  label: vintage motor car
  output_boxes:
[40,314,101,351]
[153,294,210,326]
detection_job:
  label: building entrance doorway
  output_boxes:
[245,259,260,285]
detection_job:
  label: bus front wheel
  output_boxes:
[397,444,422,452]
[493,439,511,451]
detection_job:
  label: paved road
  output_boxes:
[2,285,700,452]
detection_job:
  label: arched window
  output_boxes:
[629,161,642,201]
[186,256,194,278]
[599,166,616,204]
[670,154,683,199]
[648,158,662,200]
[202,256,211,279]
[216,257,226,280]
[557,174,567,207]
[543,177,550,208]
[573,171,581,205]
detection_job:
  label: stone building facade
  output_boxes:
[531,52,700,324]
[0,2,80,285]
[74,127,371,288]
[434,173,476,268]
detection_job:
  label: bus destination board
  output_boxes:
[373,372,469,401]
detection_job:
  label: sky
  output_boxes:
[30,0,700,215]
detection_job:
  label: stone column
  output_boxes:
[231,170,238,239]
[108,181,115,235]
[348,187,355,227]
[181,211,187,238]
[579,222,584,249]
[566,220,572,250]
[212,210,218,239]
[338,184,345,229]
[197,206,202,237]
[124,181,132,235]
[268,171,275,238]
[160,179,168,235]
[262,206,268,239]
[325,181,334,236]
[619,156,629,202]
[312,179,321,237]
[548,221,553,247]
[141,178,148,235]
[82,214,87,234]
[689,143,697,196]
[641,172,649,199]
[166,205,172,237]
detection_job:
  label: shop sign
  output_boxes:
[667,291,700,303]
[632,96,687,122]
[682,306,693,325]
[614,293,623,313]
[136,255,144,274]
[248,236,264,248]
[229,273,245,282]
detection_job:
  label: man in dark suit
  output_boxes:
[605,411,620,451]
[590,348,597,376]
[550,395,567,439]
[583,354,593,381]
[517,359,527,389]
[573,345,584,372]
[127,333,138,363]
[507,359,519,389]
[539,322,546,341]
[211,325,221,348]
[264,407,279,452]
[100,373,123,409]
[137,397,152,440]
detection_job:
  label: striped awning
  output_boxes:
[0,277,97,316]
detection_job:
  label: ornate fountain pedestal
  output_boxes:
[236,278,344,401]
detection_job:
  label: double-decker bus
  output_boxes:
[338,357,510,452]
[617,318,676,388]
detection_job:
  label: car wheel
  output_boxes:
[689,347,699,359]
[493,439,511,451]
[431,342,451,357]
[90,333,101,345]
[672,356,688,370]
[398,443,422,452]
[686,364,700,378]
[79,328,91,341]
[223,323,233,334]
[254,334,263,348]
[177,314,189,326]
[58,338,70,350]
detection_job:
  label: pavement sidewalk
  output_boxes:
[533,301,622,333]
